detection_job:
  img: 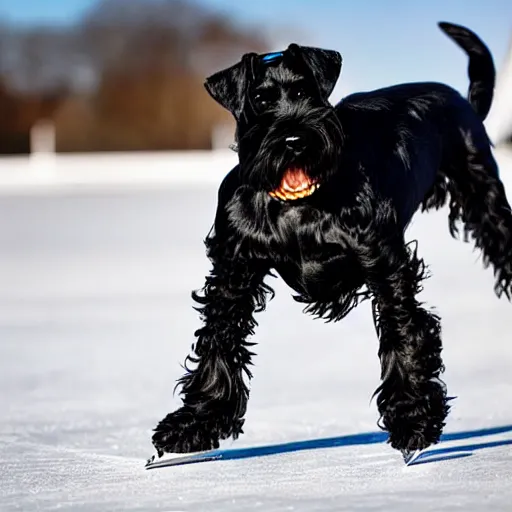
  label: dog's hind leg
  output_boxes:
[446,129,512,299]
[358,210,450,457]
[152,232,272,455]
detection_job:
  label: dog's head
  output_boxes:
[204,45,343,201]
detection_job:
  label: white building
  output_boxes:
[486,35,512,148]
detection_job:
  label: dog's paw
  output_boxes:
[380,380,450,453]
[152,408,222,456]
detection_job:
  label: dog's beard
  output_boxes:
[238,107,343,200]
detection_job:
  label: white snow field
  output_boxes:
[1,149,512,511]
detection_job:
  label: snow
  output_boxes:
[1,149,512,511]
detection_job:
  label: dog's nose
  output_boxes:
[285,135,306,155]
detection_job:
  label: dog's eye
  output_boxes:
[253,90,276,111]
[254,94,267,106]
[289,87,306,101]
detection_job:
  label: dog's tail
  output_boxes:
[438,21,495,120]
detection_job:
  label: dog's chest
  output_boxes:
[228,195,363,300]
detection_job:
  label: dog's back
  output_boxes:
[334,23,496,228]
[338,22,495,129]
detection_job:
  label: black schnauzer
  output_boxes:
[152,22,512,463]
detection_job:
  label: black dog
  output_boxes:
[152,22,512,462]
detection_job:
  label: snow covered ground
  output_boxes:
[1,149,511,511]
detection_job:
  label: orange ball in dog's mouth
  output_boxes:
[269,168,320,201]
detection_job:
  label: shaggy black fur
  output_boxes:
[152,22,512,460]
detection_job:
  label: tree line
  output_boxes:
[0,0,268,154]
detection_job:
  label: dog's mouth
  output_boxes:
[269,168,320,201]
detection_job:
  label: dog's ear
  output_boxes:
[204,53,257,120]
[287,44,342,101]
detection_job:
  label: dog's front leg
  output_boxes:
[361,228,450,459]
[152,236,271,456]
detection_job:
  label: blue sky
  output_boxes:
[0,0,510,100]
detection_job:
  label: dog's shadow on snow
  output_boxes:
[412,439,512,465]
[221,424,512,466]
[409,425,512,466]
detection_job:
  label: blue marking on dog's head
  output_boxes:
[261,52,283,63]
